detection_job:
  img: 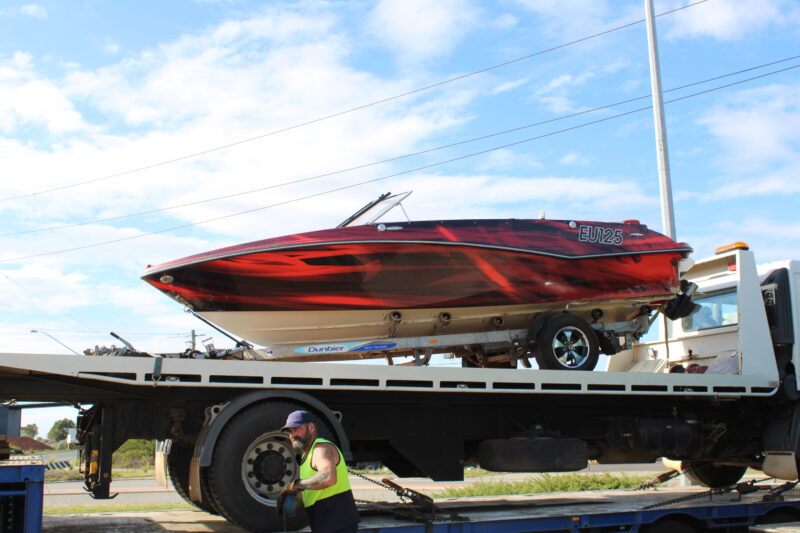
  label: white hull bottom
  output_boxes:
[202,295,668,349]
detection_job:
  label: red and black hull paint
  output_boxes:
[142,219,691,313]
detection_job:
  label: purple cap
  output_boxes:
[282,410,315,431]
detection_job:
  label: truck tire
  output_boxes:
[533,314,599,371]
[682,461,747,488]
[166,442,219,515]
[480,438,588,472]
[206,401,334,532]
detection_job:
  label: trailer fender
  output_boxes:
[195,390,349,468]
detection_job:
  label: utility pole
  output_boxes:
[645,0,676,240]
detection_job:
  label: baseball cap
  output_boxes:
[281,410,315,431]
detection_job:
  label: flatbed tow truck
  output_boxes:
[3,243,800,532]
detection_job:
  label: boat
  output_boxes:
[142,192,693,370]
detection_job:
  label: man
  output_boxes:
[281,410,360,533]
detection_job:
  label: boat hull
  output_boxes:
[143,219,690,347]
[202,299,668,348]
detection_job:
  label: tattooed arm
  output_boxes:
[293,443,339,491]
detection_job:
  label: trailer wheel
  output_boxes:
[682,461,747,488]
[166,442,219,515]
[533,314,599,371]
[207,402,334,532]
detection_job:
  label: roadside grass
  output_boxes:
[435,473,652,498]
[464,467,492,478]
[44,503,195,515]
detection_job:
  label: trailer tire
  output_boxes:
[682,461,747,488]
[207,401,334,532]
[166,442,219,515]
[533,314,599,371]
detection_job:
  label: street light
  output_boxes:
[30,330,81,355]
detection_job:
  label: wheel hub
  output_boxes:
[242,432,297,501]
[552,326,590,368]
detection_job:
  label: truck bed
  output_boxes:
[0,352,779,403]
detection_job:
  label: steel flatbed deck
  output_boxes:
[0,352,779,401]
[356,485,800,532]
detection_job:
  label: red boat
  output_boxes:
[143,193,692,370]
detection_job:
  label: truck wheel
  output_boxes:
[166,442,219,515]
[533,314,599,371]
[682,461,747,488]
[207,402,334,532]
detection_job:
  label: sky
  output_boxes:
[1,0,799,435]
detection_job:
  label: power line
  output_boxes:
[0,271,104,335]
[0,0,709,204]
[2,60,797,264]
[6,52,797,238]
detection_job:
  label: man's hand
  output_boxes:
[281,480,301,496]
[277,482,300,516]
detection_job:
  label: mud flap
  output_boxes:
[764,452,799,481]
[154,440,169,489]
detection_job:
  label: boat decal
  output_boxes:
[294,341,397,354]
[578,225,624,245]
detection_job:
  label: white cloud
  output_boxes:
[492,13,518,30]
[533,71,595,113]
[104,43,120,55]
[491,77,529,94]
[664,0,798,41]
[368,0,479,64]
[0,4,482,275]
[20,4,46,18]
[560,152,589,166]
[694,83,800,199]
[0,54,86,134]
[388,173,658,224]
[516,0,613,38]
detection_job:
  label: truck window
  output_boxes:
[682,289,738,331]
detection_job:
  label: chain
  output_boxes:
[642,477,777,510]
[349,469,410,502]
[348,469,466,523]
[637,470,681,490]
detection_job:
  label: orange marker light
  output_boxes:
[715,242,750,255]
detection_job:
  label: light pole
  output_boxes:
[30,329,81,355]
[645,0,676,240]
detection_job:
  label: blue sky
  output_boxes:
[1,0,799,433]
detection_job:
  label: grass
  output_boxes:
[435,473,652,498]
[43,503,195,515]
[464,467,492,478]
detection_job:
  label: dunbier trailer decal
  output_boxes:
[294,341,397,354]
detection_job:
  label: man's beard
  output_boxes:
[291,432,311,452]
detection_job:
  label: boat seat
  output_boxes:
[627,358,667,373]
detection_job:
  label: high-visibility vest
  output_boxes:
[299,438,352,509]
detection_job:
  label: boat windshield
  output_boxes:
[337,191,412,227]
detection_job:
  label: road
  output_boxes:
[43,462,666,508]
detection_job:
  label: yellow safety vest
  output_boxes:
[299,438,351,509]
